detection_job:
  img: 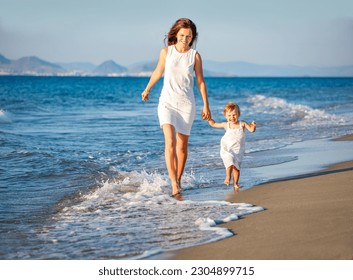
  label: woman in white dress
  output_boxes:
[141,18,211,197]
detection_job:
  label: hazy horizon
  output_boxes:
[1,0,353,67]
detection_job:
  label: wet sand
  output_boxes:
[168,135,353,260]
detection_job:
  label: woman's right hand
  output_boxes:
[141,90,149,101]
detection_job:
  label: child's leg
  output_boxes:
[224,166,233,186]
[233,166,240,190]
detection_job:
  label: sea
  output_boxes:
[1,76,353,260]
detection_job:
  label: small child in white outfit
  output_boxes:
[208,102,256,190]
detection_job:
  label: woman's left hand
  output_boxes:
[201,106,211,120]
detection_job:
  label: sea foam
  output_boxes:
[36,170,264,259]
[247,94,344,126]
[0,109,11,123]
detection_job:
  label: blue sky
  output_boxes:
[1,0,352,67]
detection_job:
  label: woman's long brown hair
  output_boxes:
[165,18,198,48]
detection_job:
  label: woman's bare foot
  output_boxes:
[170,192,183,201]
[170,182,183,200]
[171,181,180,196]
[177,181,183,193]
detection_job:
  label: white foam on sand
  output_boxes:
[35,170,264,259]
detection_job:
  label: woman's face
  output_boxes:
[176,28,193,47]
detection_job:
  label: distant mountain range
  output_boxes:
[1,53,353,77]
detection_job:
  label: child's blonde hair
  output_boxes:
[223,102,241,116]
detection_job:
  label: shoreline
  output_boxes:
[166,134,353,260]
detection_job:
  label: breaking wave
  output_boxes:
[247,94,345,126]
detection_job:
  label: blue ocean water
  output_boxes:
[1,76,353,259]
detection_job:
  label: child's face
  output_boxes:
[225,109,239,123]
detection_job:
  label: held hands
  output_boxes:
[207,118,215,126]
[201,106,211,121]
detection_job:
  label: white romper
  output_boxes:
[220,121,245,170]
[158,45,197,136]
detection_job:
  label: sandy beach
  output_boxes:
[169,135,353,260]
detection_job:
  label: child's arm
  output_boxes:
[208,119,226,129]
[242,120,257,132]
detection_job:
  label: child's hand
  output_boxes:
[251,121,257,131]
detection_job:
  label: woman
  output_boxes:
[141,18,211,197]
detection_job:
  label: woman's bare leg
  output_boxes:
[176,132,189,191]
[162,124,179,195]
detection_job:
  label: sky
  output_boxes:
[1,0,353,67]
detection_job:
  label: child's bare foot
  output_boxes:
[233,184,241,190]
[233,184,241,193]
[224,166,232,186]
[224,178,230,186]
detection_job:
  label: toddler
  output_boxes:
[208,102,256,190]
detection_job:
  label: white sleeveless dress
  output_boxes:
[158,45,197,135]
[220,121,245,170]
